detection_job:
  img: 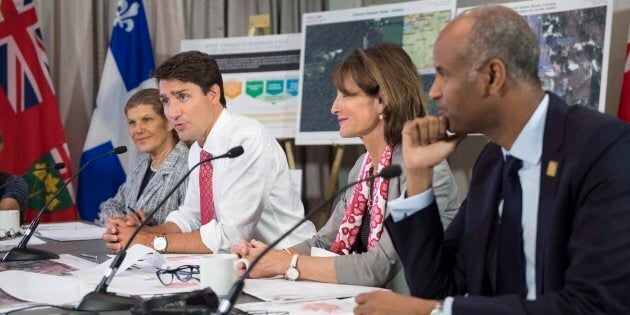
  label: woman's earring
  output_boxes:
[378,113,384,120]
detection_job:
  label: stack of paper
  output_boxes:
[35,222,105,241]
[237,297,356,315]
[0,254,97,311]
[243,278,387,302]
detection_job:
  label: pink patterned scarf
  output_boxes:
[330,145,393,254]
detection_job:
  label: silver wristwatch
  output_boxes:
[285,254,300,281]
[152,234,168,253]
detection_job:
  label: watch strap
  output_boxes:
[285,254,300,281]
[290,254,299,268]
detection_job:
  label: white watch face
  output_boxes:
[154,236,167,251]
[286,267,299,281]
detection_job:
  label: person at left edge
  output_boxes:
[0,130,28,218]
[103,51,316,253]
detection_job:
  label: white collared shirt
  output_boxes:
[389,94,550,312]
[166,110,316,252]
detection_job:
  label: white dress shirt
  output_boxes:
[166,110,316,252]
[389,95,550,313]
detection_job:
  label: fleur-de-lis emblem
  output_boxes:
[114,0,140,33]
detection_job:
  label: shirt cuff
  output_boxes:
[387,188,435,222]
[444,296,454,315]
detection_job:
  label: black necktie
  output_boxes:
[496,155,527,296]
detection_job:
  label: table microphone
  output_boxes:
[216,164,402,315]
[76,146,244,312]
[2,146,127,262]
[0,162,65,190]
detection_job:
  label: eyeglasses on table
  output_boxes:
[155,264,200,286]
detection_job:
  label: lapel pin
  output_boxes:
[546,160,558,177]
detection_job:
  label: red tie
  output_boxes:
[199,150,215,225]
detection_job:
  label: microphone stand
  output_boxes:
[76,146,244,312]
[216,165,402,315]
[2,147,127,262]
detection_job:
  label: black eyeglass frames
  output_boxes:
[155,264,200,286]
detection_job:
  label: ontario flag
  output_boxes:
[0,0,78,222]
[618,25,630,123]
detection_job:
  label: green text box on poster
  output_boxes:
[266,80,284,96]
[246,81,264,98]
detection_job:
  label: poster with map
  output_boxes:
[296,0,455,145]
[460,0,612,113]
[181,34,301,139]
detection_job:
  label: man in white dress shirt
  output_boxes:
[103,51,315,253]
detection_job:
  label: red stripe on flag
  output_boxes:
[1,0,78,222]
[617,42,630,123]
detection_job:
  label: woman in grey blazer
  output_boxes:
[98,89,188,226]
[232,43,459,292]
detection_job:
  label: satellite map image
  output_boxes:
[301,10,451,133]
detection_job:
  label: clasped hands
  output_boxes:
[102,209,147,253]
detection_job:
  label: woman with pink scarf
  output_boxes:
[232,43,459,293]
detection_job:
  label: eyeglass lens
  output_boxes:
[156,265,199,286]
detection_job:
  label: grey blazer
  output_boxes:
[292,145,459,292]
[99,141,189,225]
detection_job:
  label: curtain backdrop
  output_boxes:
[32,0,334,212]
[29,0,629,215]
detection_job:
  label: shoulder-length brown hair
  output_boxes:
[332,43,427,145]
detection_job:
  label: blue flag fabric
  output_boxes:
[78,0,156,222]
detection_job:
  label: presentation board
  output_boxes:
[296,0,613,145]
[296,0,455,145]
[181,34,301,139]
[461,0,612,113]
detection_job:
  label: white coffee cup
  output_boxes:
[0,210,20,235]
[199,253,249,296]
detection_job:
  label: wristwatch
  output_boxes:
[429,300,444,315]
[285,254,300,281]
[152,234,168,253]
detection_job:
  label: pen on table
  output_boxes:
[80,253,98,260]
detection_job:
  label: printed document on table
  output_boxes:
[78,244,156,275]
[76,245,208,296]
[244,278,387,302]
[0,249,206,307]
[0,271,82,305]
[0,254,86,312]
[35,221,106,241]
[237,297,356,315]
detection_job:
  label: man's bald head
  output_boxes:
[445,5,541,85]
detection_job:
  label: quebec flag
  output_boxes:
[78,0,156,221]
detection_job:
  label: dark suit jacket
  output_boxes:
[386,93,630,314]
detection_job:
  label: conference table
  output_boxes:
[0,235,259,314]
